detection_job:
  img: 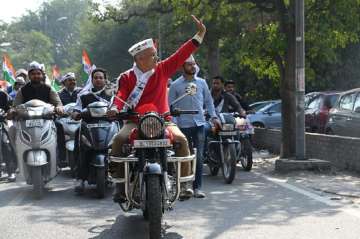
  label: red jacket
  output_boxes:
[114,39,198,115]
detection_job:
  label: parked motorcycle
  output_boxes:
[78,101,119,198]
[14,100,57,199]
[56,103,80,176]
[0,109,16,181]
[109,83,198,239]
[205,112,240,184]
[236,117,253,171]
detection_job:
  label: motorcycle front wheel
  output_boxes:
[146,175,163,239]
[96,167,106,199]
[32,166,44,199]
[222,144,237,184]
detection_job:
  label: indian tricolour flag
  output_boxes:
[81,49,92,83]
[2,55,16,85]
[51,65,62,92]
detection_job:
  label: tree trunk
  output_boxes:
[204,25,221,78]
[277,0,297,158]
[206,39,220,78]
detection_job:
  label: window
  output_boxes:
[268,103,281,113]
[307,96,321,110]
[353,93,360,112]
[339,93,356,111]
[323,95,339,109]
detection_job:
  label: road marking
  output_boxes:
[256,172,360,219]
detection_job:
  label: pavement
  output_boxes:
[1,151,360,239]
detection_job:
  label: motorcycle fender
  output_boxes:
[66,140,75,151]
[90,154,106,167]
[144,163,162,175]
[26,150,48,166]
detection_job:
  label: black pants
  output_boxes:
[74,123,89,181]
[55,121,66,163]
[1,136,16,176]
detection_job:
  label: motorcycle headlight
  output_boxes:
[139,114,164,139]
[222,124,234,131]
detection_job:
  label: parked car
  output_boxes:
[248,100,278,114]
[248,100,282,128]
[326,88,360,137]
[305,91,341,133]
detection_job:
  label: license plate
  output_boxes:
[87,123,110,128]
[218,131,237,136]
[25,119,44,128]
[133,139,172,148]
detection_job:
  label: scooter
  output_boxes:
[78,101,119,198]
[14,100,57,199]
[56,103,81,177]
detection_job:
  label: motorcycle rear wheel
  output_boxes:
[146,175,163,239]
[222,144,237,184]
[240,139,253,171]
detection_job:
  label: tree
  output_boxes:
[91,0,255,78]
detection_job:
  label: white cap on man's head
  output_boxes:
[60,72,76,83]
[15,76,25,84]
[185,54,196,64]
[128,39,155,57]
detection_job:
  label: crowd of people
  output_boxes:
[0,15,249,201]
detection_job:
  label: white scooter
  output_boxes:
[56,103,80,177]
[14,100,57,199]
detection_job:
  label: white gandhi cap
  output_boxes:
[128,38,155,57]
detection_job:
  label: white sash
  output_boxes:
[123,64,154,110]
[215,99,224,114]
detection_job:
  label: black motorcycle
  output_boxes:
[110,83,198,239]
[0,109,16,181]
[205,112,240,184]
[78,101,119,198]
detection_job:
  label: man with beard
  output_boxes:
[169,55,220,199]
[13,62,63,112]
[224,80,250,112]
[58,72,82,106]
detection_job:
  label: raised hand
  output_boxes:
[191,15,206,39]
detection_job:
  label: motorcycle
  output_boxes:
[56,103,81,177]
[109,83,198,239]
[205,112,240,184]
[14,100,57,199]
[78,101,120,198]
[235,117,253,171]
[0,109,16,181]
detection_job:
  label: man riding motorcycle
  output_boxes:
[57,72,82,165]
[13,61,64,113]
[0,89,16,181]
[10,61,64,172]
[72,68,116,193]
[58,72,82,106]
[109,15,207,203]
